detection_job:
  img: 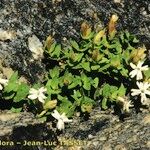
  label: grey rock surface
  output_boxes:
[0,0,150,82]
[56,107,150,150]
[0,1,150,149]
[0,111,57,150]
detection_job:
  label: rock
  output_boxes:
[142,114,150,125]
[56,107,150,149]
[146,141,150,148]
[0,29,17,41]
[0,1,150,149]
[0,112,20,122]
[28,35,44,60]
[114,144,127,150]
[113,0,122,4]
[0,110,57,150]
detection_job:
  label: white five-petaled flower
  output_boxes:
[0,78,8,90]
[117,96,133,112]
[28,87,47,103]
[51,110,72,130]
[131,82,150,104]
[129,61,148,80]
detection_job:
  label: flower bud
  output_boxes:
[130,46,146,63]
[93,29,105,44]
[108,14,119,39]
[92,49,103,61]
[80,22,92,39]
[44,35,54,50]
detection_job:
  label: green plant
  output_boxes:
[43,14,150,117]
[0,15,149,130]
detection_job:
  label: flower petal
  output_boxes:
[29,88,38,94]
[137,61,144,68]
[39,87,47,93]
[141,93,147,103]
[130,63,136,69]
[129,70,138,78]
[61,113,72,123]
[131,89,141,96]
[136,71,143,80]
[57,119,65,130]
[136,82,142,89]
[0,84,3,90]
[38,96,45,103]
[141,65,149,71]
[39,93,47,100]
[28,94,38,100]
[145,90,150,96]
[51,110,61,120]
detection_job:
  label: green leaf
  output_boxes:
[68,76,81,89]
[79,42,91,52]
[38,116,47,122]
[111,91,118,99]
[133,37,139,43]
[143,69,150,80]
[3,92,15,100]
[68,80,79,89]
[100,84,111,98]
[81,104,93,113]
[81,96,95,112]
[125,31,130,39]
[120,68,128,77]
[10,71,18,82]
[57,99,75,118]
[118,84,126,97]
[101,98,108,110]
[71,90,82,106]
[50,67,59,78]
[122,49,130,64]
[51,44,61,58]
[100,84,118,99]
[46,79,61,96]
[115,42,122,54]
[48,42,56,53]
[70,40,79,50]
[91,65,100,70]
[50,78,59,90]
[81,74,91,90]
[83,81,91,91]
[120,32,125,43]
[81,62,91,72]
[37,110,47,117]
[74,53,84,62]
[4,71,19,93]
[57,95,68,102]
[93,77,99,88]
[11,107,22,113]
[14,83,30,102]
[98,64,110,72]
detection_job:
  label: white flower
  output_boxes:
[129,61,148,80]
[51,110,72,130]
[131,82,150,104]
[28,87,47,103]
[117,96,133,112]
[0,78,8,90]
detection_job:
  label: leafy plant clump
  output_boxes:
[0,15,149,130]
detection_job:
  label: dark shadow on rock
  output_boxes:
[0,124,57,150]
[73,119,109,140]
